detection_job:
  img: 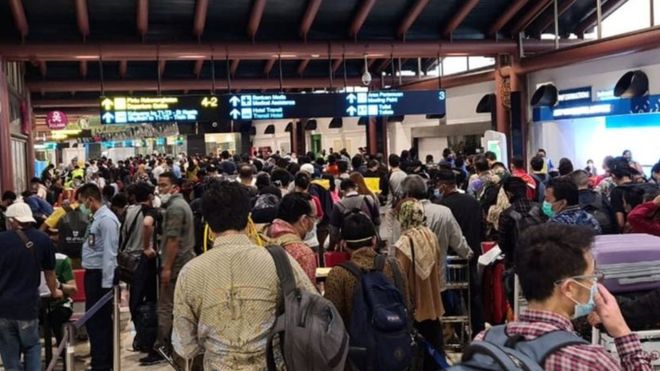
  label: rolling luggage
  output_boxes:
[593,234,660,294]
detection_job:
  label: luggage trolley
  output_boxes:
[443,255,471,351]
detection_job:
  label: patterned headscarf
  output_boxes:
[397,199,426,231]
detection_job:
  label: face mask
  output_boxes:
[542,201,555,218]
[568,280,598,319]
[79,203,92,217]
[160,193,172,205]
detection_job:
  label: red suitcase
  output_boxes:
[324,251,351,268]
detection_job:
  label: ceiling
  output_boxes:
[0,0,629,108]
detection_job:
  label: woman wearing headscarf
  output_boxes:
[393,198,445,371]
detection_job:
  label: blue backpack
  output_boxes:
[447,325,588,370]
[339,255,413,371]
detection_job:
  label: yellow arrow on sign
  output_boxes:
[101,98,114,110]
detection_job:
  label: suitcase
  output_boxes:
[593,234,660,294]
[481,260,509,325]
[323,251,351,268]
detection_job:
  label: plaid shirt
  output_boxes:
[475,309,652,370]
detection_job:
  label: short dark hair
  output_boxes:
[159,172,179,187]
[2,191,17,202]
[338,161,349,174]
[558,158,574,176]
[548,177,579,206]
[515,224,594,301]
[610,157,633,179]
[102,185,116,200]
[351,155,364,170]
[255,173,271,190]
[77,183,102,202]
[503,176,528,201]
[442,148,452,159]
[259,185,282,199]
[202,181,250,233]
[111,193,128,209]
[271,168,292,187]
[485,151,497,161]
[221,150,230,160]
[538,148,546,155]
[339,178,357,191]
[623,186,646,210]
[511,157,524,169]
[294,171,311,190]
[434,169,456,184]
[651,162,660,175]
[569,170,590,189]
[133,183,155,203]
[389,154,400,167]
[475,158,490,172]
[341,211,377,250]
[239,164,254,179]
[530,155,544,172]
[277,192,312,224]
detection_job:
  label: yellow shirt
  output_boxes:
[44,203,79,229]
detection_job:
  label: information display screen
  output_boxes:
[99,90,446,124]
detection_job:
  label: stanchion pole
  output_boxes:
[113,285,121,371]
[65,324,75,371]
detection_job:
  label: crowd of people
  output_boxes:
[0,145,659,370]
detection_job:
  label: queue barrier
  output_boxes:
[46,285,121,371]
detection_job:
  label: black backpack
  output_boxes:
[508,204,546,247]
[582,192,617,235]
[447,325,588,370]
[57,205,89,259]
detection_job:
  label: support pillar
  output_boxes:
[510,59,528,162]
[0,59,13,193]
[494,60,510,136]
[366,117,377,155]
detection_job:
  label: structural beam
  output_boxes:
[230,59,240,75]
[331,58,343,73]
[247,0,267,41]
[534,0,577,35]
[297,59,310,76]
[575,0,628,36]
[375,58,391,72]
[263,59,276,75]
[137,0,149,40]
[0,40,567,61]
[400,70,495,90]
[39,61,47,77]
[509,0,553,35]
[299,0,322,40]
[192,0,209,40]
[442,0,479,38]
[489,0,528,36]
[348,0,376,38]
[74,0,90,41]
[119,60,128,78]
[193,59,204,78]
[518,26,660,73]
[32,99,98,108]
[80,60,88,78]
[27,77,387,93]
[158,60,166,78]
[397,0,430,39]
[8,0,29,41]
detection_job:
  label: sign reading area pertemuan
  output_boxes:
[99,90,446,124]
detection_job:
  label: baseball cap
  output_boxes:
[5,202,36,224]
[300,163,315,175]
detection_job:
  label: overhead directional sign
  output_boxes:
[99,95,221,124]
[100,90,446,124]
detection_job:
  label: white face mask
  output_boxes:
[160,193,172,205]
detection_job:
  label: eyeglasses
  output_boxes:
[554,271,604,286]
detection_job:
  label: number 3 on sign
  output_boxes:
[201,96,218,108]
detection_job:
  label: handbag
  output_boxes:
[117,208,144,284]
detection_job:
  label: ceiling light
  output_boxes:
[177,55,206,59]
[75,55,99,60]
[311,54,320,58]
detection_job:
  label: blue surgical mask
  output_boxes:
[542,201,555,218]
[568,281,598,319]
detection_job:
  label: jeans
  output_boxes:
[85,269,113,371]
[0,318,41,371]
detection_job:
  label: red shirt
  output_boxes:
[512,168,537,201]
[628,201,660,236]
[475,309,651,370]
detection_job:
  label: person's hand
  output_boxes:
[144,247,157,259]
[653,195,660,207]
[594,283,631,338]
[51,288,64,300]
[587,312,602,327]
[161,269,172,288]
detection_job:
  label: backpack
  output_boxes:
[57,205,89,259]
[338,195,379,224]
[508,205,546,248]
[265,245,349,371]
[339,255,413,371]
[582,192,617,234]
[447,325,588,370]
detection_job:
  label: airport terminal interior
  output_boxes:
[1,0,660,370]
